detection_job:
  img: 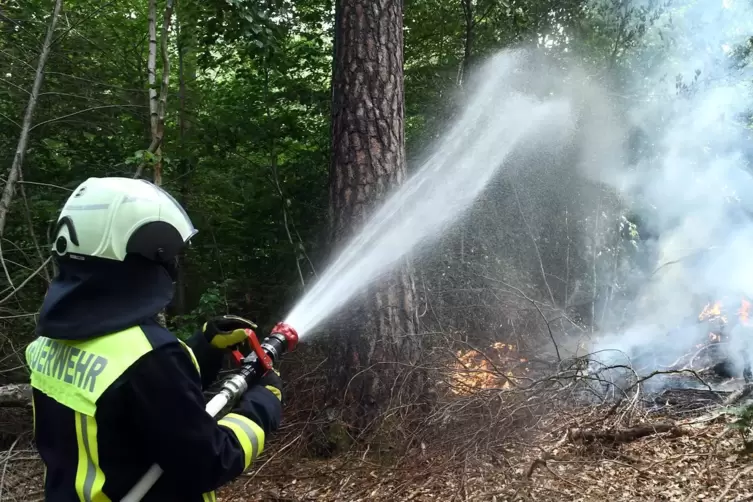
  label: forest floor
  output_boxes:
[219,394,753,502]
[3,390,753,501]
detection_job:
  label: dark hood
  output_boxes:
[36,255,174,340]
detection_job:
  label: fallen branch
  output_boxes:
[723,383,753,406]
[630,368,715,393]
[567,422,682,445]
[0,384,31,407]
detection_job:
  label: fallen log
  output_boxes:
[0,384,31,408]
[568,423,681,444]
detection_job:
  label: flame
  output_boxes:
[739,298,750,326]
[450,342,527,394]
[699,301,726,322]
[698,297,753,332]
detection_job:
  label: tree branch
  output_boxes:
[29,104,145,132]
[0,0,64,238]
[0,256,52,305]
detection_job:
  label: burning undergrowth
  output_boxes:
[586,296,753,399]
[449,342,530,394]
[577,0,753,394]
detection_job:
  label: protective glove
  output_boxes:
[202,315,257,350]
[231,368,284,436]
[260,368,283,402]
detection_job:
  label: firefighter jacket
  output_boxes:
[25,256,282,502]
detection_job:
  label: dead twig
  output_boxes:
[0,436,21,501]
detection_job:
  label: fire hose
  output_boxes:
[121,322,299,502]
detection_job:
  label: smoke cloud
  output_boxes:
[588,0,753,382]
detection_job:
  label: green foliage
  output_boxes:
[728,403,753,450]
[729,404,753,433]
[0,0,331,371]
[171,281,227,340]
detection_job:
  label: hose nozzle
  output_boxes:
[270,322,299,352]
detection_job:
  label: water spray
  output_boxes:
[285,51,576,337]
[121,322,299,502]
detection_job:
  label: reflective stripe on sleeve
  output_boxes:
[202,491,217,502]
[265,385,282,401]
[74,412,109,502]
[217,413,265,469]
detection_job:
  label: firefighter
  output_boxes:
[25,177,283,501]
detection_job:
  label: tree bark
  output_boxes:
[0,0,63,237]
[330,0,419,424]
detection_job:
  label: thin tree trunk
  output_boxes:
[459,0,474,88]
[0,0,64,237]
[330,0,419,425]
[134,0,161,180]
[262,60,307,288]
[153,0,174,186]
[172,10,194,316]
[147,0,159,147]
[149,0,174,327]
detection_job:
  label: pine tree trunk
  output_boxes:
[330,0,419,425]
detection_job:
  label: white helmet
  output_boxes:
[52,177,197,263]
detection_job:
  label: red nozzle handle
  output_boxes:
[230,328,273,370]
[271,322,299,352]
[247,328,274,371]
[230,349,244,366]
[230,328,257,367]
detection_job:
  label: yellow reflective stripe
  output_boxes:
[34,395,47,487]
[265,385,282,401]
[178,339,200,375]
[217,413,264,469]
[74,412,109,502]
[202,491,216,502]
[31,391,36,436]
